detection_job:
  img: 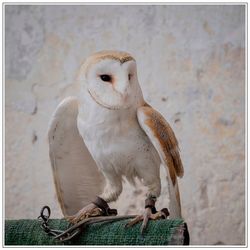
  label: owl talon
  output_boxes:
[125,207,169,234]
[125,215,143,228]
[66,197,118,224]
[66,203,103,224]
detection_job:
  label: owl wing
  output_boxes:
[137,104,183,217]
[48,97,105,217]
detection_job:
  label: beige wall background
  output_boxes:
[5,5,245,245]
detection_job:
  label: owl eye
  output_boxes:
[128,74,132,81]
[100,74,112,82]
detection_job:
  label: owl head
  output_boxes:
[79,50,144,110]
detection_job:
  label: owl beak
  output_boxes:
[114,81,129,97]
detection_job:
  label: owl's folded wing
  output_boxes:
[137,104,184,217]
[48,97,105,217]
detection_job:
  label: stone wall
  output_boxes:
[5,5,245,245]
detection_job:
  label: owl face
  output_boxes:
[81,51,143,110]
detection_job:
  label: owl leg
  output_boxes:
[66,202,101,223]
[126,176,169,234]
[125,197,169,234]
[99,171,123,203]
[67,172,122,224]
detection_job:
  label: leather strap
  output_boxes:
[161,208,170,218]
[92,196,117,216]
[145,198,157,214]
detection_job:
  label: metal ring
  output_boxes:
[40,206,51,222]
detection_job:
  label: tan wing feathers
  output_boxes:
[137,105,184,186]
[48,97,105,216]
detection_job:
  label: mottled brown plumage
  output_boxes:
[83,50,135,74]
[139,105,184,185]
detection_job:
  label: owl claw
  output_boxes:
[66,197,118,224]
[125,215,144,228]
[66,203,103,224]
[125,207,169,235]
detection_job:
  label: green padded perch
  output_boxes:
[5,218,189,245]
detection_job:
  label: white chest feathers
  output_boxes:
[77,105,160,183]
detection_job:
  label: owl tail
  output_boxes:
[168,180,182,218]
[164,164,182,219]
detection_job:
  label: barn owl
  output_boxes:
[48,50,184,233]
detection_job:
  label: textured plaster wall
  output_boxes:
[5,5,245,245]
